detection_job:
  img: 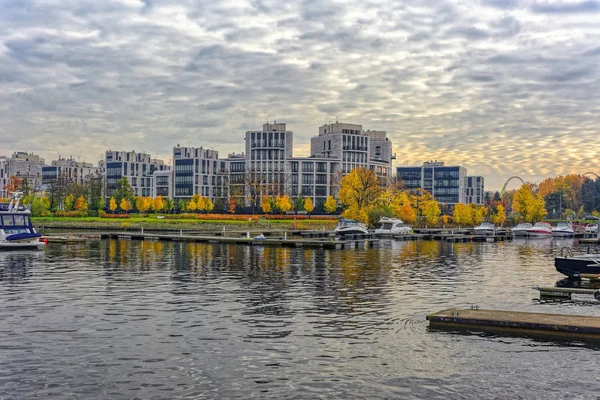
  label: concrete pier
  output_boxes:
[427,308,600,339]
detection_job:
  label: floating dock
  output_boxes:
[427,308,600,339]
[41,232,380,250]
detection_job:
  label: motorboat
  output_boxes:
[374,217,412,235]
[584,224,598,235]
[334,219,369,236]
[473,222,496,236]
[552,222,574,237]
[511,223,532,237]
[526,222,553,237]
[0,192,45,251]
[555,247,600,278]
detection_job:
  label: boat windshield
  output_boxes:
[382,223,393,230]
[0,214,33,234]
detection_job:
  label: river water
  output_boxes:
[1,238,600,399]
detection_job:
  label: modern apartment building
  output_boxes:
[0,156,8,199]
[42,156,99,185]
[110,121,396,212]
[104,150,169,198]
[397,161,467,205]
[465,176,485,205]
[5,152,45,191]
[172,145,229,201]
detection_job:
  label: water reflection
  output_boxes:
[3,239,600,399]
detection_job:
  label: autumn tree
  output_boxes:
[491,204,506,226]
[120,198,132,213]
[276,195,292,214]
[136,196,149,213]
[338,167,382,223]
[74,195,88,212]
[512,184,546,222]
[261,195,272,214]
[303,197,315,215]
[4,176,22,195]
[204,198,214,213]
[153,196,164,212]
[421,197,441,225]
[109,197,117,212]
[64,194,75,211]
[324,196,337,214]
[114,178,135,205]
[452,203,473,226]
[228,197,236,214]
[472,205,488,226]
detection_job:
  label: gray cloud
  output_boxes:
[531,1,600,13]
[0,0,598,189]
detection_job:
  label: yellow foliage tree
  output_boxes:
[472,205,487,226]
[491,204,506,226]
[324,196,337,214]
[204,198,214,213]
[421,197,441,225]
[120,198,132,213]
[109,197,117,212]
[512,184,546,222]
[196,197,207,212]
[453,203,473,226]
[303,197,315,214]
[343,205,369,224]
[144,197,153,212]
[74,195,88,212]
[276,195,292,213]
[397,201,416,224]
[228,197,236,214]
[187,198,197,212]
[338,167,382,222]
[135,196,149,213]
[64,194,75,211]
[153,196,164,212]
[261,196,271,214]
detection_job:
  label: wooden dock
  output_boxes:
[41,232,381,250]
[427,308,600,339]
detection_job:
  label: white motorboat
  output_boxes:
[585,224,598,235]
[526,222,553,237]
[0,192,45,251]
[552,222,574,237]
[511,223,532,237]
[473,222,496,236]
[334,219,369,236]
[374,217,413,235]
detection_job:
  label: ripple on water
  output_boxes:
[1,239,600,399]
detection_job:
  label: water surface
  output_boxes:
[1,238,599,399]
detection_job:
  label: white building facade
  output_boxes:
[104,150,169,198]
[42,157,99,186]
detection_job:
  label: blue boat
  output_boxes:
[0,192,45,251]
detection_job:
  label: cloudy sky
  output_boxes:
[0,0,599,189]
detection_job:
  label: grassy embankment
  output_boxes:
[31,215,338,232]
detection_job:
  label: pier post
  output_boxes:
[141,226,144,234]
[284,232,288,241]
[180,229,182,236]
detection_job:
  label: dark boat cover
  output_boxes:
[5,232,42,241]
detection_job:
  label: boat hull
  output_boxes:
[0,241,45,251]
[555,257,600,278]
[473,229,495,236]
[552,230,574,237]
[335,228,369,236]
[511,230,529,237]
[526,231,552,237]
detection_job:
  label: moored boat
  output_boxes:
[374,217,412,235]
[473,222,496,236]
[526,222,553,237]
[334,219,369,236]
[552,222,574,237]
[511,223,532,237]
[555,248,600,278]
[0,192,45,251]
